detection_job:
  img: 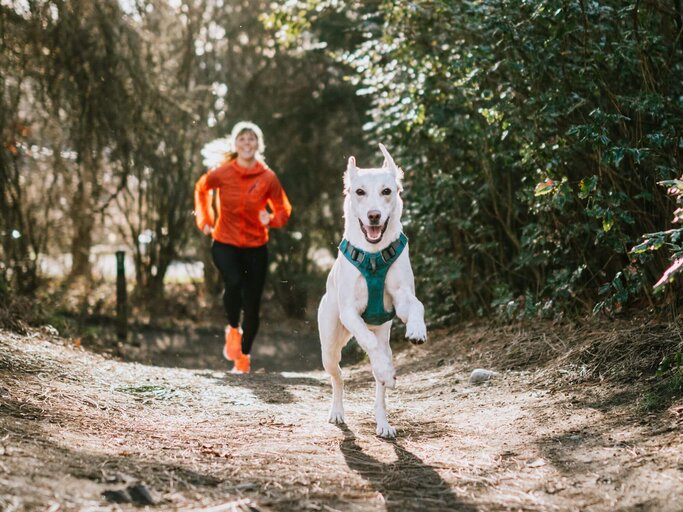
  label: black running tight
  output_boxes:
[211,241,268,355]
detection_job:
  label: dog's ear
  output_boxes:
[379,143,404,191]
[343,156,357,193]
[379,144,396,170]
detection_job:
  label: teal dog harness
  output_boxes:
[339,233,408,325]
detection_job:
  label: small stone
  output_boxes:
[102,490,131,504]
[127,483,155,505]
[41,325,59,337]
[469,368,498,385]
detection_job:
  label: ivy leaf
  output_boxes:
[611,147,625,168]
[534,178,556,196]
[653,257,683,292]
[602,210,614,232]
[630,240,652,254]
[630,233,667,254]
[656,355,671,376]
[578,175,598,199]
[658,179,683,193]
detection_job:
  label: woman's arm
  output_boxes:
[194,172,217,232]
[265,174,292,228]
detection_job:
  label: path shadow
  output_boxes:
[201,370,325,405]
[126,322,322,373]
[336,424,478,511]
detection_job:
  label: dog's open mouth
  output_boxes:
[359,218,389,244]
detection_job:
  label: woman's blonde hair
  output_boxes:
[222,121,265,163]
[200,121,266,169]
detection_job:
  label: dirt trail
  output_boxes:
[0,322,682,511]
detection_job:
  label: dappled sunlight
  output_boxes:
[2,0,682,510]
[2,323,683,510]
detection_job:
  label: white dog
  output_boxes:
[318,143,427,438]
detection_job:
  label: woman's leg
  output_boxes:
[211,241,242,328]
[239,244,268,355]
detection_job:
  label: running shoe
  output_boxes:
[223,326,243,361]
[232,354,250,374]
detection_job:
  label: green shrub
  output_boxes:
[274,0,683,322]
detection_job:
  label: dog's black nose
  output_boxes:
[367,210,381,224]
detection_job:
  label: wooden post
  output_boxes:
[115,251,127,341]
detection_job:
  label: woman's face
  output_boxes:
[235,130,259,161]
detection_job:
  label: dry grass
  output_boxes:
[1,318,682,511]
[430,319,683,383]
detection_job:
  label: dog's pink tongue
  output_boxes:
[366,225,382,240]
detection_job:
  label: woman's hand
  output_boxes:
[259,210,270,226]
[202,224,213,236]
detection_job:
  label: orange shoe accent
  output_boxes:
[223,326,243,361]
[232,354,250,374]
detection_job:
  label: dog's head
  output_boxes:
[343,144,404,248]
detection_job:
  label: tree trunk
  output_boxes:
[68,179,94,280]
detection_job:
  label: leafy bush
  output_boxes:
[274,0,683,322]
[632,178,683,294]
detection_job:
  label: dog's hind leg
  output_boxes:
[372,323,397,438]
[318,294,350,424]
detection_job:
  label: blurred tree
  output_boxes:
[0,3,77,293]
[1,0,370,323]
[173,0,370,318]
[110,0,213,303]
[42,1,148,280]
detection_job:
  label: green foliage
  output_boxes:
[656,351,683,378]
[275,0,683,321]
[3,0,682,326]
[642,352,683,412]
[631,179,683,294]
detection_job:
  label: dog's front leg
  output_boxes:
[375,380,396,438]
[394,287,427,344]
[388,255,427,344]
[339,309,396,389]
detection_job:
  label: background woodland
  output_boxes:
[1,0,682,328]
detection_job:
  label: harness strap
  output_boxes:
[339,233,408,325]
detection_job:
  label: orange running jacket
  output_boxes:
[194,159,292,247]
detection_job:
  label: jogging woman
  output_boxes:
[194,121,292,373]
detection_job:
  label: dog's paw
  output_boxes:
[405,320,427,345]
[328,407,345,425]
[372,363,396,390]
[376,422,396,438]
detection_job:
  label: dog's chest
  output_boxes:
[337,234,408,325]
[350,266,393,314]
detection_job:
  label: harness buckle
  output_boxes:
[381,244,397,263]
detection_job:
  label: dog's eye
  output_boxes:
[355,189,366,196]
[381,188,392,196]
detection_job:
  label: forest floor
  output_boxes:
[1,315,682,511]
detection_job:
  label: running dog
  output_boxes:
[318,143,427,438]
